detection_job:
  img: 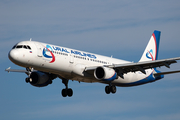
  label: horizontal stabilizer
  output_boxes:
[5,67,33,76]
[5,67,27,73]
[154,70,180,76]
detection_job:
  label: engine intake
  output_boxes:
[28,71,54,87]
[94,67,117,81]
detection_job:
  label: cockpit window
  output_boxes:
[27,46,31,50]
[12,45,16,49]
[13,45,32,50]
[12,43,18,49]
[16,45,23,48]
[23,45,28,49]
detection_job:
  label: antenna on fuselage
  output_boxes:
[30,38,32,41]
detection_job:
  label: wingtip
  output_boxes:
[5,67,11,72]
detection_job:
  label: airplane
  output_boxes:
[6,30,180,97]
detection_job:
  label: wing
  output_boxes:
[85,57,180,78]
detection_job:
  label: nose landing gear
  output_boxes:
[25,67,33,83]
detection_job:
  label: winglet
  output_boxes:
[139,30,161,62]
[5,67,11,73]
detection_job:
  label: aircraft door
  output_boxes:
[70,54,74,64]
[35,43,43,57]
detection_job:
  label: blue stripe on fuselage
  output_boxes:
[104,73,117,81]
[115,71,164,87]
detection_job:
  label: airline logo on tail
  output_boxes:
[43,45,55,63]
[146,49,154,60]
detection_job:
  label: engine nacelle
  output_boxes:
[94,67,117,81]
[28,71,52,87]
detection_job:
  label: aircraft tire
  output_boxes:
[111,85,116,94]
[62,89,67,97]
[67,88,73,97]
[25,77,30,83]
[105,86,110,94]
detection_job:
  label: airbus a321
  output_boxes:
[6,30,180,97]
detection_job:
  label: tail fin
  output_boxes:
[139,30,161,62]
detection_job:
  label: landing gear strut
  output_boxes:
[26,67,33,72]
[61,79,73,97]
[25,67,33,83]
[105,84,116,94]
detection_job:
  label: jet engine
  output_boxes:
[94,67,117,81]
[26,71,55,87]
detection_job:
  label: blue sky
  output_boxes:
[1,0,180,120]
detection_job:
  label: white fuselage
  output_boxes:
[9,41,155,86]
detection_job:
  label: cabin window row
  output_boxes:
[51,51,68,56]
[48,50,108,64]
[74,55,107,64]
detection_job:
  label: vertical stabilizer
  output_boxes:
[139,30,161,62]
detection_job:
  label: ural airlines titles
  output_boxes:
[44,45,97,60]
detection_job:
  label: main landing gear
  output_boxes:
[105,84,116,94]
[61,79,73,97]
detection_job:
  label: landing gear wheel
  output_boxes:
[110,85,116,94]
[25,77,30,83]
[61,88,73,97]
[105,85,117,94]
[62,89,67,97]
[105,86,110,94]
[67,88,73,97]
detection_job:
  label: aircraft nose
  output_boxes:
[8,49,19,62]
